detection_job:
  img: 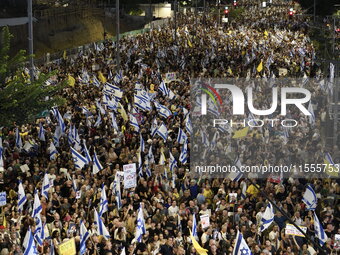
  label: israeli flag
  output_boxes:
[308,101,315,125]
[32,190,42,218]
[156,123,168,141]
[18,180,27,212]
[201,130,209,147]
[302,184,317,210]
[53,126,62,147]
[99,184,109,216]
[114,71,123,84]
[185,116,192,134]
[232,231,252,255]
[148,145,155,164]
[151,118,158,137]
[129,114,140,132]
[49,142,58,160]
[71,147,88,170]
[94,208,110,240]
[38,123,45,142]
[34,213,44,246]
[154,101,172,119]
[15,128,23,149]
[94,113,102,127]
[114,175,122,210]
[228,156,243,182]
[192,213,197,238]
[135,203,146,242]
[169,152,177,172]
[158,81,169,97]
[82,140,92,165]
[93,150,103,174]
[314,212,327,246]
[23,229,39,255]
[52,108,66,133]
[260,202,274,232]
[80,221,90,255]
[177,128,188,144]
[179,142,188,164]
[96,101,106,115]
[41,173,51,199]
[241,181,247,200]
[0,137,3,168]
[92,75,101,87]
[109,112,119,132]
[140,134,145,152]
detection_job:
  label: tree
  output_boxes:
[0,26,66,127]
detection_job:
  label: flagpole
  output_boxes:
[226,155,327,255]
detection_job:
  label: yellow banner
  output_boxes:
[58,238,76,255]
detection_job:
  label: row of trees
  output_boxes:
[0,27,65,127]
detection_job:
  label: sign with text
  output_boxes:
[123,163,137,189]
[200,214,210,229]
[285,224,307,237]
[58,238,76,255]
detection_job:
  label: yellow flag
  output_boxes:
[324,158,339,177]
[63,50,67,60]
[118,103,128,122]
[187,39,193,48]
[264,30,269,38]
[98,71,107,84]
[257,60,263,72]
[190,231,208,255]
[67,75,75,87]
[232,127,249,139]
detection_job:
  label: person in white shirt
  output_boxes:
[269,225,280,249]
[168,201,179,218]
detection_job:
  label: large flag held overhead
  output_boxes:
[177,128,188,144]
[129,114,140,132]
[93,150,104,174]
[32,190,42,218]
[232,231,252,255]
[135,203,146,243]
[314,211,327,246]
[94,208,110,240]
[49,142,58,160]
[302,184,317,210]
[99,184,108,216]
[260,202,274,232]
[71,147,88,170]
[192,213,198,238]
[179,141,188,164]
[156,123,168,141]
[41,173,51,199]
[80,221,90,255]
[82,140,92,165]
[18,180,27,212]
[23,229,39,255]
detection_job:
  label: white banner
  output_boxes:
[285,224,307,237]
[123,163,137,189]
[200,214,210,229]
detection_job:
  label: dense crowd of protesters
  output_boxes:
[0,0,339,254]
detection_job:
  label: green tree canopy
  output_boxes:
[0,26,66,127]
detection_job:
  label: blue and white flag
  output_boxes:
[192,213,197,238]
[148,146,155,164]
[228,156,243,182]
[99,184,108,216]
[114,71,123,84]
[177,128,188,144]
[232,231,252,255]
[92,75,100,87]
[302,184,317,210]
[93,150,103,174]
[53,126,62,147]
[109,112,119,132]
[32,190,42,218]
[169,152,177,172]
[71,147,88,170]
[114,174,122,210]
[15,128,23,149]
[151,118,158,137]
[308,101,315,125]
[41,173,51,199]
[314,211,327,246]
[135,203,146,242]
[0,137,3,168]
[80,221,90,255]
[241,181,247,200]
[18,180,27,212]
[23,229,39,255]
[52,108,66,133]
[179,142,188,164]
[260,202,274,232]
[158,81,169,97]
[156,123,168,141]
[94,208,110,240]
[49,142,58,160]
[38,123,45,142]
[185,116,192,134]
[154,101,172,119]
[94,113,102,127]
[82,140,92,165]
[140,134,145,152]
[129,114,140,132]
